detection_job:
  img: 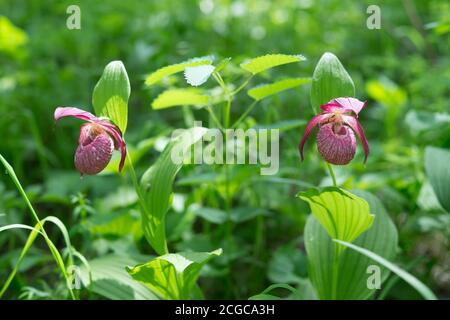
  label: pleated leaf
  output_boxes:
[78,254,158,300]
[127,249,222,299]
[299,187,374,252]
[240,54,306,75]
[139,127,208,255]
[304,191,398,299]
[92,61,130,133]
[425,146,450,212]
[310,52,355,113]
[247,78,311,101]
[334,240,436,300]
[152,89,209,109]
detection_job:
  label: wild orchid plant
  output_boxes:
[0,53,436,300]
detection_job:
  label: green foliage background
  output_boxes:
[0,0,449,299]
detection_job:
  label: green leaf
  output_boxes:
[247,78,311,101]
[184,65,215,86]
[298,187,374,252]
[78,254,158,300]
[191,206,228,224]
[249,283,296,300]
[152,89,209,110]
[214,57,231,73]
[240,54,306,75]
[0,16,28,54]
[127,249,222,299]
[304,191,398,299]
[139,127,208,255]
[145,57,213,86]
[267,244,307,284]
[334,240,437,300]
[92,60,130,133]
[310,52,355,112]
[425,146,450,212]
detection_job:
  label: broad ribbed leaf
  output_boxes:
[240,54,306,75]
[247,78,311,101]
[304,191,398,299]
[127,249,222,299]
[334,240,436,300]
[139,127,208,255]
[79,254,158,300]
[152,89,209,109]
[92,61,130,133]
[299,187,374,253]
[145,57,213,86]
[310,52,354,112]
[425,146,450,212]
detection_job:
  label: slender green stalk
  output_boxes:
[326,163,337,187]
[231,75,253,95]
[231,100,258,129]
[0,154,76,300]
[206,105,223,130]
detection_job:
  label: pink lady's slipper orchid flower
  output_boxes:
[299,97,369,165]
[54,107,126,175]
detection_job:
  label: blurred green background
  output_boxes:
[0,0,449,299]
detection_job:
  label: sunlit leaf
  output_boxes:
[304,191,398,299]
[184,65,215,86]
[92,61,130,133]
[79,254,158,300]
[145,57,214,86]
[0,16,28,54]
[310,52,354,112]
[425,146,450,212]
[127,249,222,299]
[152,89,209,109]
[240,54,306,75]
[247,78,311,101]
[298,187,374,251]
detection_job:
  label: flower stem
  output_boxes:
[326,163,337,187]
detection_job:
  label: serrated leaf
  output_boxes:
[248,78,311,101]
[334,240,436,300]
[152,89,209,110]
[240,54,306,75]
[310,52,354,113]
[92,61,130,133]
[127,249,222,299]
[304,191,398,299]
[298,187,374,252]
[145,57,213,86]
[139,127,208,255]
[184,65,215,86]
[425,146,450,212]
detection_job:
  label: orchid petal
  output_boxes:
[343,115,369,163]
[99,121,127,172]
[54,107,98,122]
[299,113,330,161]
[330,97,366,116]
